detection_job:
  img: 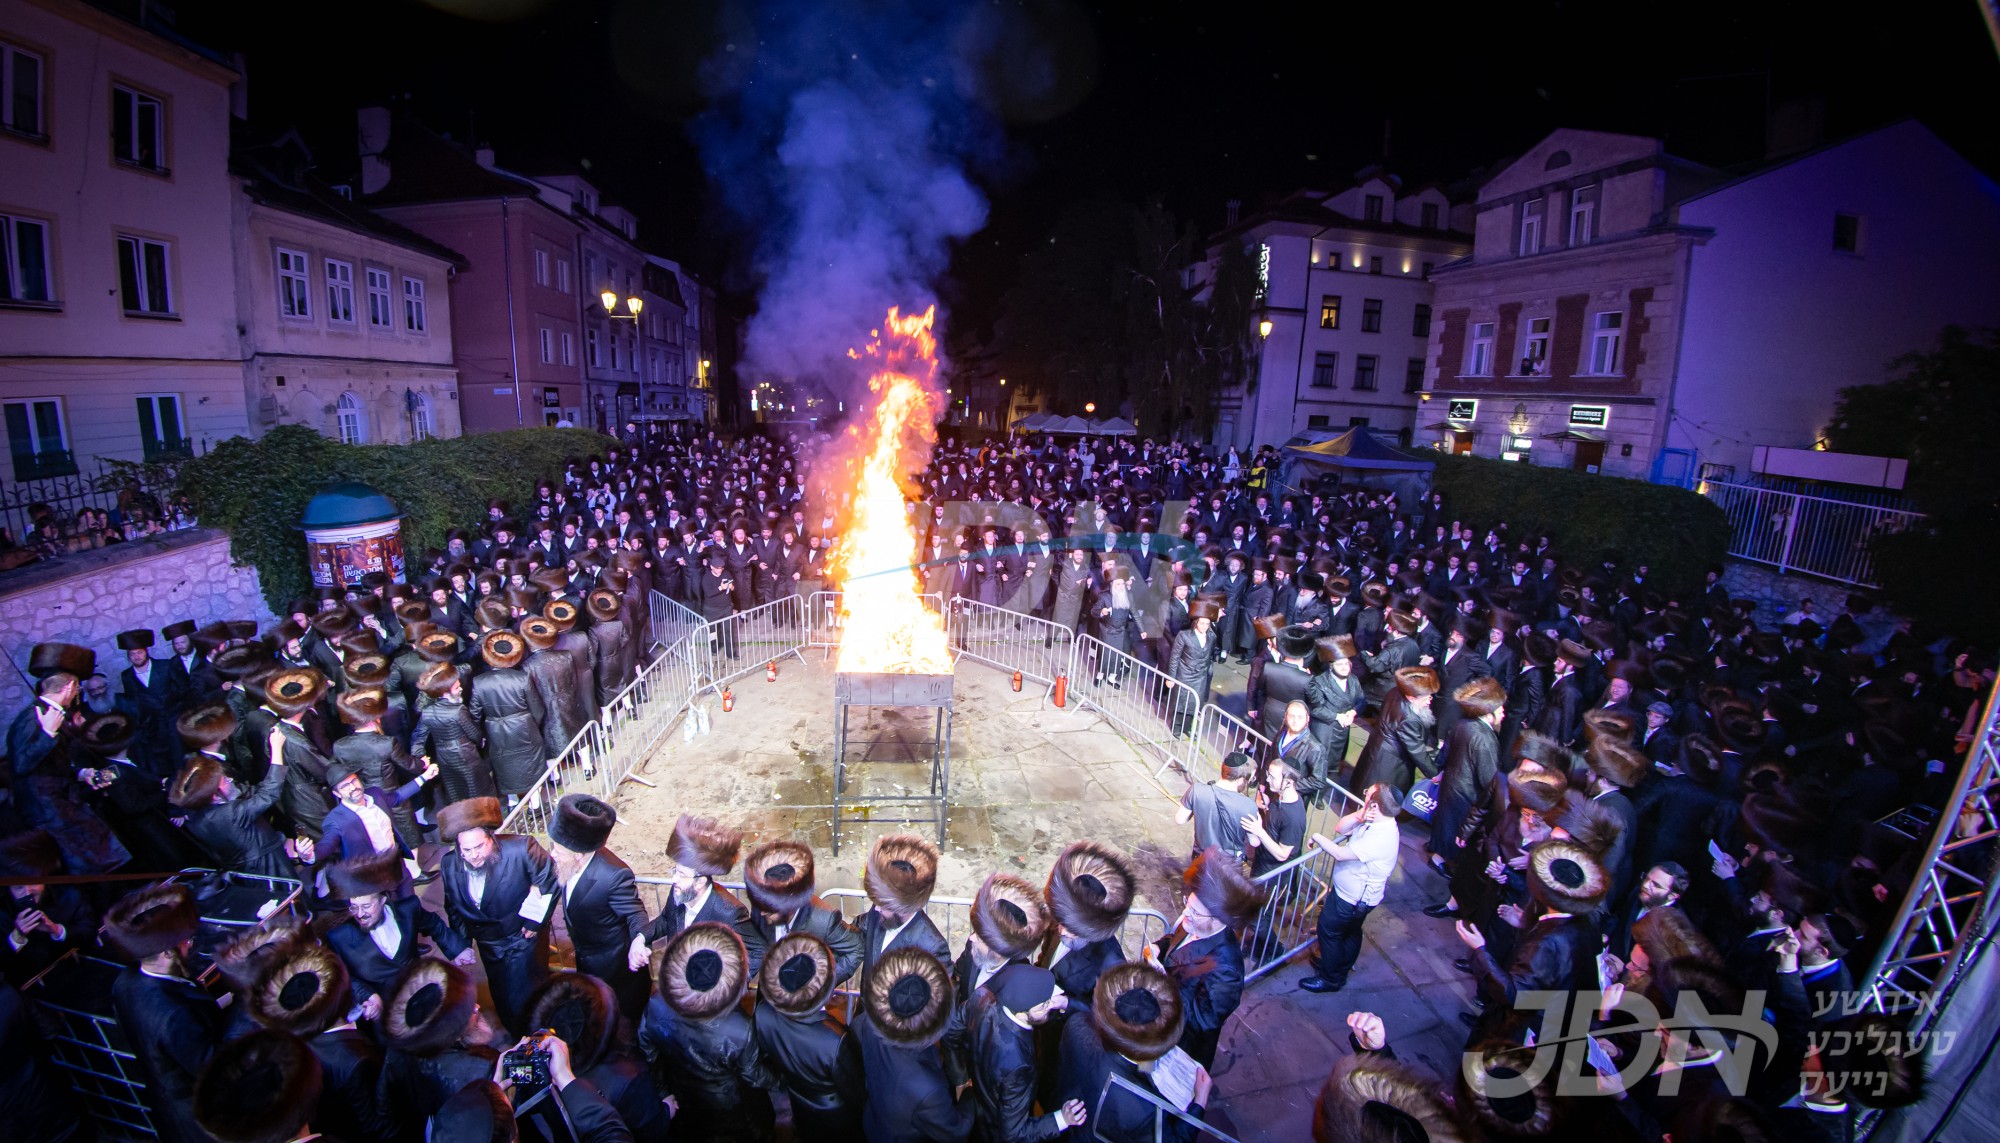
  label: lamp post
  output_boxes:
[602,290,644,427]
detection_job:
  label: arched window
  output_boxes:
[1544,149,1572,170]
[336,391,366,444]
[411,391,435,441]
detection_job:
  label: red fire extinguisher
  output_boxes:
[767,660,778,682]
[1052,673,1068,708]
[721,687,734,713]
[1011,670,1023,692]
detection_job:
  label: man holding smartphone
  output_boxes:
[1299,783,1404,994]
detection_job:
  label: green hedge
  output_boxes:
[1429,454,1731,594]
[176,424,618,612]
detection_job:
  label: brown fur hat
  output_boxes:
[438,796,503,843]
[473,598,514,633]
[1507,772,1570,816]
[519,617,560,651]
[1315,635,1358,664]
[660,921,747,1021]
[265,668,329,717]
[384,958,476,1054]
[1385,609,1421,636]
[251,940,350,1035]
[336,628,382,658]
[335,686,390,728]
[1582,708,1638,744]
[210,641,275,682]
[1251,613,1288,641]
[587,589,623,621]
[0,829,63,880]
[1527,839,1610,914]
[759,932,837,1017]
[211,914,307,991]
[1555,791,1627,857]
[1092,963,1183,1062]
[545,598,581,632]
[104,883,199,960]
[744,840,817,917]
[1511,731,1578,777]
[343,653,392,688]
[973,873,1053,961]
[193,1029,324,1143]
[668,815,742,878]
[78,711,136,757]
[1454,676,1507,718]
[414,630,462,664]
[1185,846,1270,931]
[1585,736,1649,790]
[480,629,527,671]
[1394,666,1441,699]
[1189,596,1223,623]
[527,973,618,1073]
[329,850,405,900]
[864,947,953,1047]
[310,604,361,639]
[865,834,939,916]
[27,641,94,679]
[1314,1051,1467,1143]
[1046,840,1136,943]
[177,702,239,748]
[416,662,459,698]
[549,794,616,854]
[169,755,226,809]
[1459,1040,1561,1136]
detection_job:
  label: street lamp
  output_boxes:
[1084,402,1096,416]
[1259,318,1273,339]
[603,292,644,425]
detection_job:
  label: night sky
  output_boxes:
[179,0,1998,338]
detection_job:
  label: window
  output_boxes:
[1833,213,1863,255]
[276,248,310,318]
[1368,255,1383,275]
[1361,298,1383,333]
[111,84,165,171]
[1468,321,1496,376]
[1588,311,1624,374]
[324,259,355,323]
[1519,198,1543,254]
[1404,358,1426,392]
[117,234,172,315]
[1311,352,1338,388]
[1420,202,1440,229]
[1348,416,1371,428]
[1412,303,1432,338]
[534,249,550,286]
[411,391,435,441]
[1421,260,1435,277]
[136,394,185,459]
[365,268,392,327]
[1521,317,1551,375]
[1364,194,1385,222]
[1306,415,1331,430]
[586,327,601,367]
[2,43,43,138]
[556,258,572,294]
[608,333,620,370]
[336,391,365,444]
[1569,186,1598,245]
[402,277,427,332]
[1354,354,1379,391]
[560,331,575,366]
[1320,295,1341,329]
[0,213,52,303]
[4,397,72,478]
[539,327,554,364]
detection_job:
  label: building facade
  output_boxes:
[0,0,248,481]
[1198,174,1473,450]
[234,137,465,445]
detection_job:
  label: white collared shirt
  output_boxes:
[368,907,404,960]
[563,851,597,905]
[466,866,488,905]
[353,797,397,855]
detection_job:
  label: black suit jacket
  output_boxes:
[441,835,558,950]
[967,988,1063,1142]
[310,1025,391,1142]
[325,895,469,1002]
[110,968,222,1143]
[737,898,865,982]
[1157,928,1243,1037]
[856,906,951,982]
[854,1016,975,1143]
[642,882,749,947]
[1043,935,1123,1004]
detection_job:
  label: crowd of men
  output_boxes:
[1,422,1988,1142]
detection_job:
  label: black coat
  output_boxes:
[117,661,186,776]
[380,1046,497,1140]
[324,895,469,1004]
[1432,646,1494,745]
[588,619,632,707]
[561,850,651,1019]
[1157,927,1243,1069]
[1533,670,1585,746]
[736,898,864,982]
[273,719,335,841]
[1432,717,1500,859]
[580,1053,671,1143]
[854,1016,975,1143]
[110,968,222,1143]
[1304,669,1363,770]
[1043,936,1123,1005]
[310,1026,391,1143]
[524,649,587,758]
[856,905,952,982]
[0,887,93,986]
[94,757,205,873]
[968,989,1063,1142]
[468,667,547,797]
[1471,912,1600,1006]
[642,882,750,947]
[183,750,295,881]
[1352,695,1437,792]
[442,835,558,949]
[411,697,492,804]
[556,630,600,722]
[1256,660,1313,733]
[1359,635,1419,707]
[656,1008,778,1113]
[0,981,82,1143]
[1051,1011,1198,1143]
[752,1000,864,1138]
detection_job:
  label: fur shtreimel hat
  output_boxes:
[1045,840,1135,944]
[972,872,1053,961]
[864,946,953,1047]
[437,796,503,843]
[744,839,817,918]
[1526,839,1611,916]
[480,629,526,671]
[758,932,837,1017]
[549,794,617,854]
[1454,676,1507,718]
[1314,1050,1467,1143]
[104,883,199,960]
[1092,963,1183,1062]
[865,834,939,916]
[250,940,350,1035]
[1394,666,1441,700]
[193,1029,323,1143]
[659,921,747,1021]
[328,850,405,900]
[668,814,742,879]
[1186,845,1270,931]
[0,829,63,880]
[383,958,476,1054]
[526,972,618,1073]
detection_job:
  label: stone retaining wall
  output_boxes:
[0,528,274,715]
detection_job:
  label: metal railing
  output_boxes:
[1701,478,1923,587]
[1070,634,1202,782]
[948,598,1076,695]
[698,594,808,691]
[648,590,704,655]
[1104,1071,1244,1142]
[808,589,947,655]
[0,454,193,562]
[1178,701,1270,787]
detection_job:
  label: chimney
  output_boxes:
[475,146,496,169]
[1225,198,1241,227]
[357,106,392,195]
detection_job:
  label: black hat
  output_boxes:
[27,642,94,679]
[1186,846,1270,931]
[973,873,1052,961]
[383,958,476,1054]
[660,921,747,1021]
[864,947,953,1047]
[78,710,136,757]
[115,628,155,650]
[250,940,349,1035]
[1046,840,1135,943]
[744,839,816,917]
[162,619,199,641]
[193,1029,323,1143]
[1092,963,1183,1061]
[104,883,199,960]
[526,973,618,1073]
[0,829,64,879]
[758,932,836,1017]
[549,794,616,854]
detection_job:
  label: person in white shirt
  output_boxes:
[1299,783,1404,993]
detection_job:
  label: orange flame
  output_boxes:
[831,306,953,675]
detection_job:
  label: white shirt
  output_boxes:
[563,851,597,905]
[369,908,404,960]
[878,912,915,954]
[353,797,397,856]
[1332,818,1399,907]
[133,662,152,687]
[466,866,487,905]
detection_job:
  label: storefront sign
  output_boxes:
[1447,399,1479,421]
[1569,404,1609,427]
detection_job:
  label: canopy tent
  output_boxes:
[1009,412,1055,432]
[1280,426,1435,501]
[1091,417,1138,436]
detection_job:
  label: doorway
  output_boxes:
[1451,430,1475,456]
[1572,440,1605,473]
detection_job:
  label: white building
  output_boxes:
[1196,173,1473,450]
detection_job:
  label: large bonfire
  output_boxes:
[829,306,954,675]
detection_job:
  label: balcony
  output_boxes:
[141,436,195,463]
[10,449,77,481]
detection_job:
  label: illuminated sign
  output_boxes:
[1255,243,1270,304]
[1447,399,1479,421]
[1569,404,1609,427]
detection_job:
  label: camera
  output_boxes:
[502,1030,555,1090]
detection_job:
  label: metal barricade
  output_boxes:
[1241,845,1338,984]
[25,951,160,1139]
[808,590,945,656]
[949,598,1077,695]
[1177,701,1270,786]
[699,594,808,691]
[1069,634,1202,781]
[649,590,704,652]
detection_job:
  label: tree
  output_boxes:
[1826,326,2000,640]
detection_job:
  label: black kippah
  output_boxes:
[278,971,320,1011]
[888,973,933,1018]
[407,981,443,1026]
[767,862,796,881]
[685,949,723,992]
[778,952,816,993]
[997,899,1027,927]
[1075,873,1107,904]
[1113,988,1161,1026]
[1485,1064,1539,1123]
[1551,857,1585,889]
